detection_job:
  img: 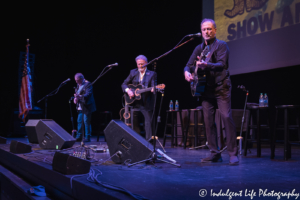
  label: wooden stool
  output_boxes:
[183,109,206,149]
[163,110,184,148]
[272,105,300,160]
[244,105,271,157]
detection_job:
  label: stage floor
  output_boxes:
[0,136,300,200]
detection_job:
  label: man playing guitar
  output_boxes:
[121,55,156,140]
[184,19,238,165]
[74,73,96,142]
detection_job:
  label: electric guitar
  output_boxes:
[190,46,209,97]
[125,84,165,104]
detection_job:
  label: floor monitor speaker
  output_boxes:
[10,140,32,154]
[104,119,153,164]
[52,152,91,175]
[35,119,75,149]
[25,119,40,143]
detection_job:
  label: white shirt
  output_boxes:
[125,68,147,92]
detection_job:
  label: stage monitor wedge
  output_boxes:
[52,152,91,175]
[10,140,32,154]
[25,119,40,143]
[104,119,153,164]
[35,119,76,150]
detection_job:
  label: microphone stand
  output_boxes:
[37,81,68,119]
[69,97,76,137]
[128,36,196,168]
[238,85,249,155]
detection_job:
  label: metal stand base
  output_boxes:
[189,142,208,150]
[127,152,181,168]
[148,136,166,153]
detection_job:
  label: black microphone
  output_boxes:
[187,33,201,37]
[107,63,118,68]
[237,85,246,91]
[62,78,71,84]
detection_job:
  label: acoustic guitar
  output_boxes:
[124,84,165,104]
[190,46,209,97]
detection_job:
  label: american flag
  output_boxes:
[19,39,32,122]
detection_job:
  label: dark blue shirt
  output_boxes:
[184,38,230,85]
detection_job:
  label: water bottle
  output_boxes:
[175,100,179,111]
[169,100,173,111]
[264,93,268,107]
[259,93,264,107]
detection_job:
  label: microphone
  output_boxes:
[62,78,71,84]
[187,33,201,37]
[238,85,245,89]
[237,85,246,91]
[107,63,118,68]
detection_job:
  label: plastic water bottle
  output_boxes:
[169,100,173,111]
[264,93,268,107]
[259,93,264,107]
[175,100,179,111]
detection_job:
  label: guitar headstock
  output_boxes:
[156,84,165,93]
[156,84,165,90]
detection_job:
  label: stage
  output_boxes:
[0,136,299,200]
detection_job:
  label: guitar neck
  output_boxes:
[136,87,153,94]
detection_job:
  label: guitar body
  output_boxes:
[190,46,210,97]
[124,84,144,104]
[191,72,206,96]
[124,83,165,104]
[119,107,131,126]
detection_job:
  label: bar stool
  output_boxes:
[163,110,184,148]
[272,105,300,160]
[130,107,145,135]
[243,105,271,157]
[98,111,113,142]
[183,109,206,149]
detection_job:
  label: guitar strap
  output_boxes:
[203,39,219,63]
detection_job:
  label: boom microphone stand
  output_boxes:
[69,97,77,137]
[128,34,200,168]
[37,79,70,118]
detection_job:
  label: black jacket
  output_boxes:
[75,80,96,114]
[121,68,157,111]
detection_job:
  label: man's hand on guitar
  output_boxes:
[127,89,134,99]
[74,93,83,104]
[196,56,208,70]
[185,71,194,82]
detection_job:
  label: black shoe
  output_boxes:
[229,156,239,165]
[201,154,222,163]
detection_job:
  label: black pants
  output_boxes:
[132,108,153,140]
[140,109,153,140]
[202,78,237,157]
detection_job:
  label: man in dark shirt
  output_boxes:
[184,19,239,165]
[121,55,156,140]
[74,73,96,142]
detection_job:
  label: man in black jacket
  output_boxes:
[184,19,238,165]
[121,55,156,140]
[74,73,96,142]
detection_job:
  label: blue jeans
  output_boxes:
[76,111,92,139]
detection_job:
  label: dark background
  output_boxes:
[1,1,299,138]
